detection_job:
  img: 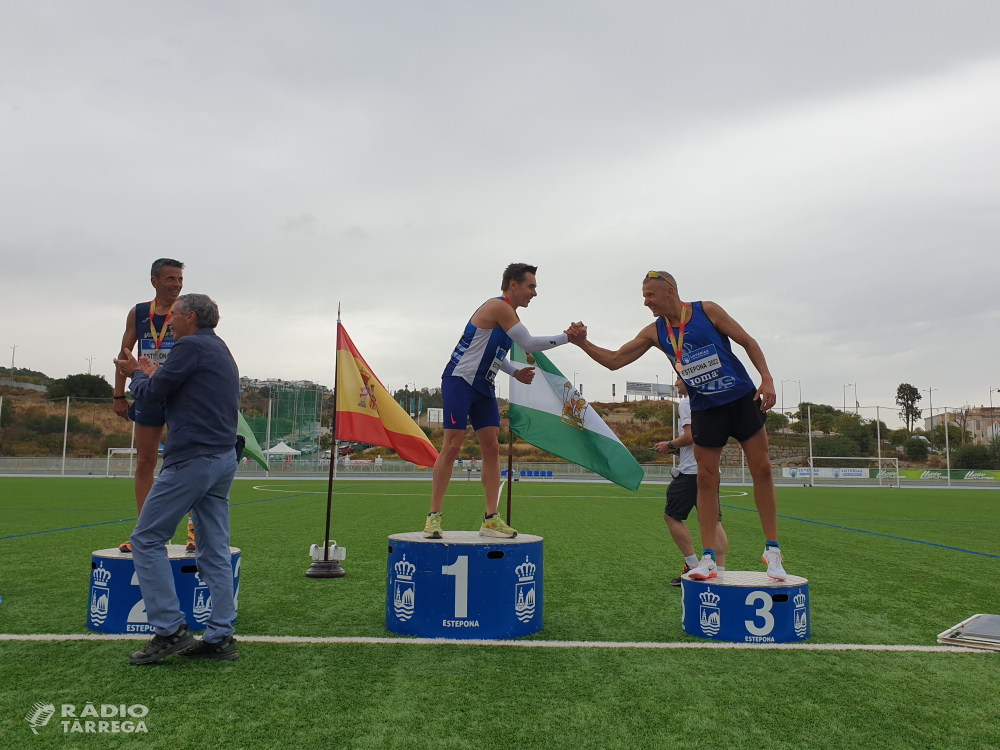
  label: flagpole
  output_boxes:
[307,303,346,578]
[506,422,514,525]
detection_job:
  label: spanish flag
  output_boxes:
[335,322,439,467]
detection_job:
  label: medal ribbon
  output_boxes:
[148,301,173,351]
[665,302,687,371]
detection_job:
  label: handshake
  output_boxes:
[564,322,587,344]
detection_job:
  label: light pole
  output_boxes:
[843,383,855,414]
[655,374,659,400]
[86,357,94,375]
[851,383,859,415]
[781,379,789,417]
[9,345,16,378]
[990,388,1000,443]
[793,380,802,420]
[924,387,937,447]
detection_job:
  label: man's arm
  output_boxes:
[571,322,659,371]
[126,340,199,403]
[701,301,776,411]
[473,299,569,352]
[114,307,139,418]
[656,423,692,454]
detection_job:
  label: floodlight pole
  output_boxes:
[264,397,271,478]
[307,308,345,578]
[0,394,3,430]
[507,425,515,525]
[876,406,882,488]
[61,396,70,476]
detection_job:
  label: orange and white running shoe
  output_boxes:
[763,547,787,580]
[687,554,717,580]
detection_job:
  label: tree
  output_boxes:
[765,411,789,434]
[887,429,910,446]
[952,405,973,446]
[812,413,835,434]
[904,437,928,461]
[633,405,654,423]
[48,374,113,400]
[790,420,809,434]
[832,413,872,454]
[895,384,922,434]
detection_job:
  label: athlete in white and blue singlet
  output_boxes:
[425,263,582,539]
[568,270,789,580]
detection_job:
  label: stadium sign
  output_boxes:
[625,381,677,398]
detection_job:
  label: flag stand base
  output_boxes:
[306,560,346,578]
[306,543,347,578]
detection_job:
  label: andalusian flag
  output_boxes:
[336,322,439,467]
[236,411,268,470]
[508,344,644,491]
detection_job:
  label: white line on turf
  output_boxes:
[0,634,983,653]
[249,485,750,499]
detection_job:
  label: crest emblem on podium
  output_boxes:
[393,555,416,621]
[699,588,721,636]
[793,589,808,637]
[514,556,536,623]
[89,563,112,626]
[192,572,213,625]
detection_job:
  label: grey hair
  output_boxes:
[150,258,184,277]
[175,294,220,329]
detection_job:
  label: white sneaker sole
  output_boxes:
[763,554,787,580]
[687,571,717,581]
[479,529,517,538]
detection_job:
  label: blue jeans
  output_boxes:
[130,450,237,642]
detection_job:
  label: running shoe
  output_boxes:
[686,554,717,580]
[118,541,132,554]
[423,512,443,539]
[128,625,194,665]
[670,564,692,587]
[763,548,787,580]
[186,522,196,553]
[178,636,239,662]
[479,514,517,538]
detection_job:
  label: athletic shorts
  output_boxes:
[441,376,500,431]
[691,390,767,448]
[664,473,723,522]
[128,398,167,428]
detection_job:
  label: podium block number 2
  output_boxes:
[744,591,774,636]
[442,556,469,618]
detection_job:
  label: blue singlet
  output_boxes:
[442,298,513,397]
[656,301,755,411]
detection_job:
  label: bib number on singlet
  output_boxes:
[486,347,506,385]
[680,345,728,391]
[139,338,173,366]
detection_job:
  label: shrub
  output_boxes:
[628,447,656,463]
[904,437,928,461]
[953,444,996,470]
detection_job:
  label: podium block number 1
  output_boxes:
[442,556,469,618]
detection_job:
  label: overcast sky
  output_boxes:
[2,2,998,426]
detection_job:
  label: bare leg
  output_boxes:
[715,522,729,567]
[693,444,724,554]
[429,429,466,513]
[477,426,501,515]
[740,427,778,541]
[133,424,164,515]
[664,514,695,557]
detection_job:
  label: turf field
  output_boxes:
[1,477,998,749]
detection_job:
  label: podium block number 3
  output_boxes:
[744,591,774,636]
[442,556,469,618]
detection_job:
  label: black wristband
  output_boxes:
[113,395,127,400]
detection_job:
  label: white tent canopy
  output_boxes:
[263,441,301,456]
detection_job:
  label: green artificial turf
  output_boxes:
[1,477,999,748]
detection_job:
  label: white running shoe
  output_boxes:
[686,554,717,580]
[763,547,787,580]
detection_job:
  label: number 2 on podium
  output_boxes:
[442,556,469,618]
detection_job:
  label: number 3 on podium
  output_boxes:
[442,556,469,618]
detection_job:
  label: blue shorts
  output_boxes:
[441,376,500,431]
[128,399,167,428]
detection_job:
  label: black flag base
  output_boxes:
[306,543,347,578]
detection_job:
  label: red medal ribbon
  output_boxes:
[665,302,687,372]
[148,301,173,351]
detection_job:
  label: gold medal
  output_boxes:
[675,361,683,373]
[526,354,536,365]
[665,302,687,376]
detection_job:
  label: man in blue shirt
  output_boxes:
[113,293,241,664]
